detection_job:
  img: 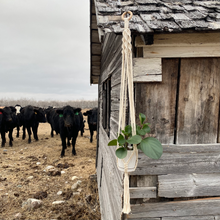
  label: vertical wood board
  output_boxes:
[177,58,220,144]
[135,58,179,144]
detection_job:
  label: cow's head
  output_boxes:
[57,106,81,128]
[0,107,15,123]
[83,108,97,125]
[34,107,46,123]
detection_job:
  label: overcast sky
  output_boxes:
[0,0,98,101]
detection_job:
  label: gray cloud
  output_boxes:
[0,0,97,101]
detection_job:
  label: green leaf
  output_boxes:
[125,125,132,135]
[126,135,142,145]
[116,147,127,159]
[139,137,163,160]
[118,134,126,145]
[142,124,151,134]
[139,113,146,125]
[108,139,117,146]
[136,125,144,135]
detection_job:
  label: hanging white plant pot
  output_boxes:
[117,150,138,172]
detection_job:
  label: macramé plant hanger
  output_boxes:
[117,11,137,214]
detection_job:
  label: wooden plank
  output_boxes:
[91,30,100,43]
[133,58,162,82]
[131,144,220,175]
[91,76,99,84]
[127,198,220,218]
[126,218,160,220]
[130,187,157,199]
[136,33,220,47]
[91,15,98,29]
[143,45,220,58]
[135,58,179,144]
[158,174,220,198]
[163,216,215,220]
[98,126,124,220]
[92,43,101,55]
[137,175,157,188]
[177,58,220,144]
[91,66,100,75]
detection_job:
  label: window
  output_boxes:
[102,78,111,136]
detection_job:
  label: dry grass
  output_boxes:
[0,109,101,220]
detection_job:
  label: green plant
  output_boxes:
[108,113,163,160]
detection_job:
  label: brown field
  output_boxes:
[0,110,101,220]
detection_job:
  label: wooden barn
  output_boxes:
[90,0,220,219]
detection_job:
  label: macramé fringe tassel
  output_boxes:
[122,171,131,214]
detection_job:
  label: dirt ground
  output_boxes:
[0,110,101,220]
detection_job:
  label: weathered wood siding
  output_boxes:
[135,58,179,144]
[97,30,220,220]
[97,32,124,220]
[136,57,220,144]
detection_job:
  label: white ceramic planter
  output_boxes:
[117,150,137,172]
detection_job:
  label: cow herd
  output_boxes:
[0,105,98,157]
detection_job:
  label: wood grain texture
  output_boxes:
[135,58,179,144]
[133,58,162,82]
[100,33,122,84]
[143,45,220,58]
[98,126,124,220]
[131,144,220,175]
[128,198,220,218]
[177,58,220,144]
[130,187,157,198]
[158,174,220,198]
[163,216,216,220]
[136,33,220,47]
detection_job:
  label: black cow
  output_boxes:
[0,106,17,147]
[21,105,46,143]
[56,105,81,157]
[83,108,98,143]
[46,107,60,137]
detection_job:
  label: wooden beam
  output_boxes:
[127,198,220,218]
[158,174,220,198]
[143,45,220,58]
[163,216,218,220]
[91,15,98,29]
[136,33,220,47]
[92,30,100,43]
[130,187,157,199]
[91,43,101,55]
[91,76,99,84]
[131,144,220,175]
[133,58,162,82]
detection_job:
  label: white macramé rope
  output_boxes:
[116,12,138,214]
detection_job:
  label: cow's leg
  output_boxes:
[61,135,67,157]
[22,125,26,140]
[50,124,54,137]
[16,126,20,138]
[1,131,6,147]
[32,125,39,141]
[67,137,71,147]
[90,129,94,143]
[27,126,32,143]
[71,132,78,156]
[8,129,13,147]
[81,126,84,136]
